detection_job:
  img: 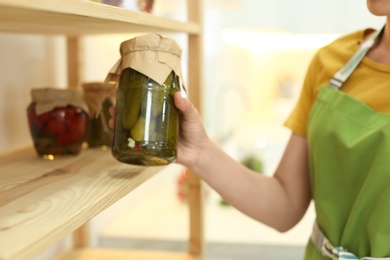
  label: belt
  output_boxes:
[311,222,390,260]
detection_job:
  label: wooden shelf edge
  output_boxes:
[57,248,201,260]
[0,0,201,35]
[0,147,173,260]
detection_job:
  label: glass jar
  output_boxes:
[108,34,184,166]
[112,68,180,165]
[82,82,115,149]
[27,88,89,159]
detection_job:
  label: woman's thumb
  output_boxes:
[174,92,190,113]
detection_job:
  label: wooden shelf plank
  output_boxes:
[0,147,168,260]
[0,0,200,35]
[58,248,200,260]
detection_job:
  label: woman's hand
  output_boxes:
[173,92,211,168]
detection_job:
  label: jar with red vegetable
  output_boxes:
[27,88,89,159]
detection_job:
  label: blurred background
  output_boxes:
[0,0,384,259]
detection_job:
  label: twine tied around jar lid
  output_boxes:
[31,88,88,115]
[82,82,116,118]
[104,33,186,95]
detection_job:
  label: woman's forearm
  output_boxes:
[190,134,311,232]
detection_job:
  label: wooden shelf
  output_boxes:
[0,0,201,36]
[0,147,169,260]
[58,248,200,260]
[0,0,204,259]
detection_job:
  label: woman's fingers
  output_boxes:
[108,106,116,129]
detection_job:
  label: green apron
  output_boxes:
[304,27,390,259]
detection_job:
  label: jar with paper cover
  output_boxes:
[108,34,184,166]
[27,88,89,159]
[83,82,115,149]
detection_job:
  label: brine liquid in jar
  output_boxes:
[112,68,180,166]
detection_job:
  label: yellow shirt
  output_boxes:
[284,28,390,136]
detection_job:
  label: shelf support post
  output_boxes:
[66,36,84,89]
[187,0,205,258]
[66,35,89,248]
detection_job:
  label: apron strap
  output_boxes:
[329,26,385,89]
[311,222,390,260]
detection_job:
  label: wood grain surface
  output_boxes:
[0,0,200,35]
[0,147,166,260]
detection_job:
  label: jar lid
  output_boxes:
[82,82,115,118]
[31,88,88,115]
[106,34,184,88]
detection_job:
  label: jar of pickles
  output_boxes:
[107,34,185,166]
[82,82,115,149]
[27,88,89,159]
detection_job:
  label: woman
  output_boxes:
[109,1,390,258]
[170,1,390,259]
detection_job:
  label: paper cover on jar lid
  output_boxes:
[31,88,89,115]
[105,33,185,90]
[82,82,116,118]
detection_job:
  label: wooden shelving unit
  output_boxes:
[0,0,204,259]
[0,0,200,35]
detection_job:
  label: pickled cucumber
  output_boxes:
[152,114,168,142]
[140,73,173,117]
[150,84,168,116]
[122,87,142,129]
[168,75,180,147]
[119,69,147,129]
[168,105,179,147]
[130,116,146,141]
[130,116,156,141]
